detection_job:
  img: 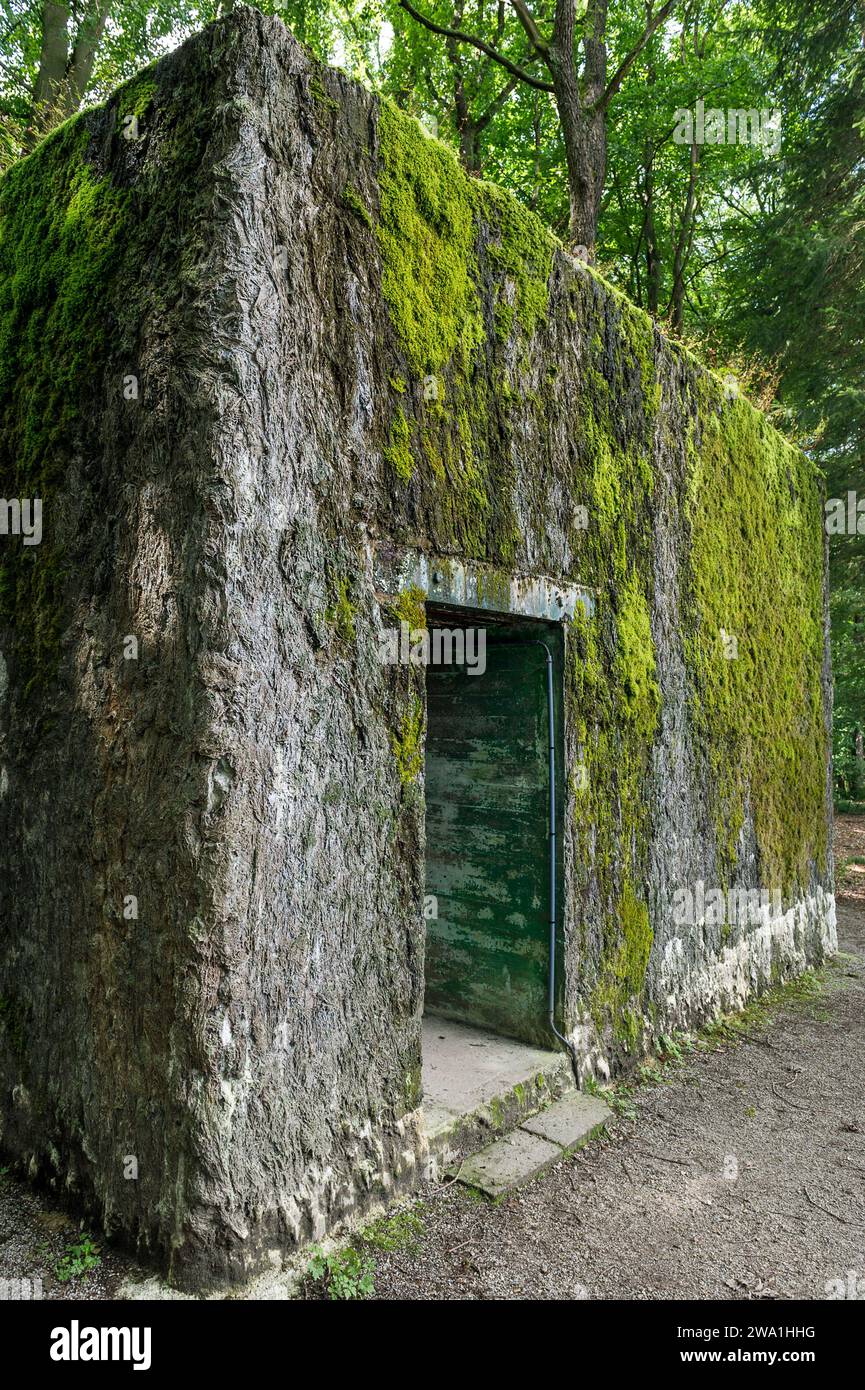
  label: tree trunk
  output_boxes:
[25,2,70,148]
[644,141,660,316]
[448,29,482,174]
[62,2,113,118]
[670,141,699,331]
[551,0,607,254]
[550,57,605,252]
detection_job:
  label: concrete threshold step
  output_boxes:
[455,1092,612,1198]
[422,1016,575,1170]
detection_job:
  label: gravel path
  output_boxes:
[371,898,865,1300]
[2,820,863,1301]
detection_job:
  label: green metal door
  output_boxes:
[424,619,563,1045]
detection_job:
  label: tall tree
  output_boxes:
[397,0,678,250]
[25,2,113,147]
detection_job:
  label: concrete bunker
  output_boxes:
[0,10,835,1288]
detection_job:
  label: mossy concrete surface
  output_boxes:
[0,6,834,1287]
[455,1092,611,1198]
[421,1016,574,1170]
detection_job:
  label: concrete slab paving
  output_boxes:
[422,1016,572,1115]
[520,1092,611,1151]
[456,1129,563,1198]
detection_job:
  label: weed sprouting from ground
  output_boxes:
[305,1245,376,1301]
[54,1235,101,1283]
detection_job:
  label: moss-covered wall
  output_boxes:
[366,96,832,1068]
[0,8,834,1287]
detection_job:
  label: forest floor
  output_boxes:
[1,818,863,1301]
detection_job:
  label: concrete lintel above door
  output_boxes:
[373,546,594,622]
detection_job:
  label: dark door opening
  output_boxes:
[423,612,564,1047]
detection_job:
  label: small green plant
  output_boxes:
[656,1030,696,1061]
[840,855,865,882]
[638,1062,665,1086]
[361,1206,425,1253]
[55,1235,101,1283]
[586,1074,638,1120]
[306,1245,375,1301]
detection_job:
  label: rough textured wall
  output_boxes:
[0,6,833,1287]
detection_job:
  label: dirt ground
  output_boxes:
[370,823,865,1301]
[1,818,863,1301]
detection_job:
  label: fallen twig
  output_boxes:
[802,1186,851,1224]
[771,1084,810,1110]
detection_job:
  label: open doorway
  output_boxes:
[423,611,565,1049]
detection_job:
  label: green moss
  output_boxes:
[615,574,660,735]
[369,86,822,1060]
[374,101,553,560]
[376,101,482,378]
[0,116,129,701]
[325,575,358,643]
[391,585,427,631]
[309,68,339,114]
[564,295,661,1048]
[360,1206,425,1254]
[384,408,416,482]
[477,179,553,338]
[1,75,274,724]
[619,299,660,419]
[684,380,827,891]
[116,68,157,125]
[494,301,515,342]
[391,692,424,784]
[343,184,373,230]
[591,885,654,1046]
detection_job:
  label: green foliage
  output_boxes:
[306,1244,376,1300]
[55,1235,101,1283]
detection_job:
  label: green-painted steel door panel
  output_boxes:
[424,621,563,1045]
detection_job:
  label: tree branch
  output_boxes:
[508,0,549,55]
[397,0,555,91]
[597,0,677,111]
[476,73,521,130]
